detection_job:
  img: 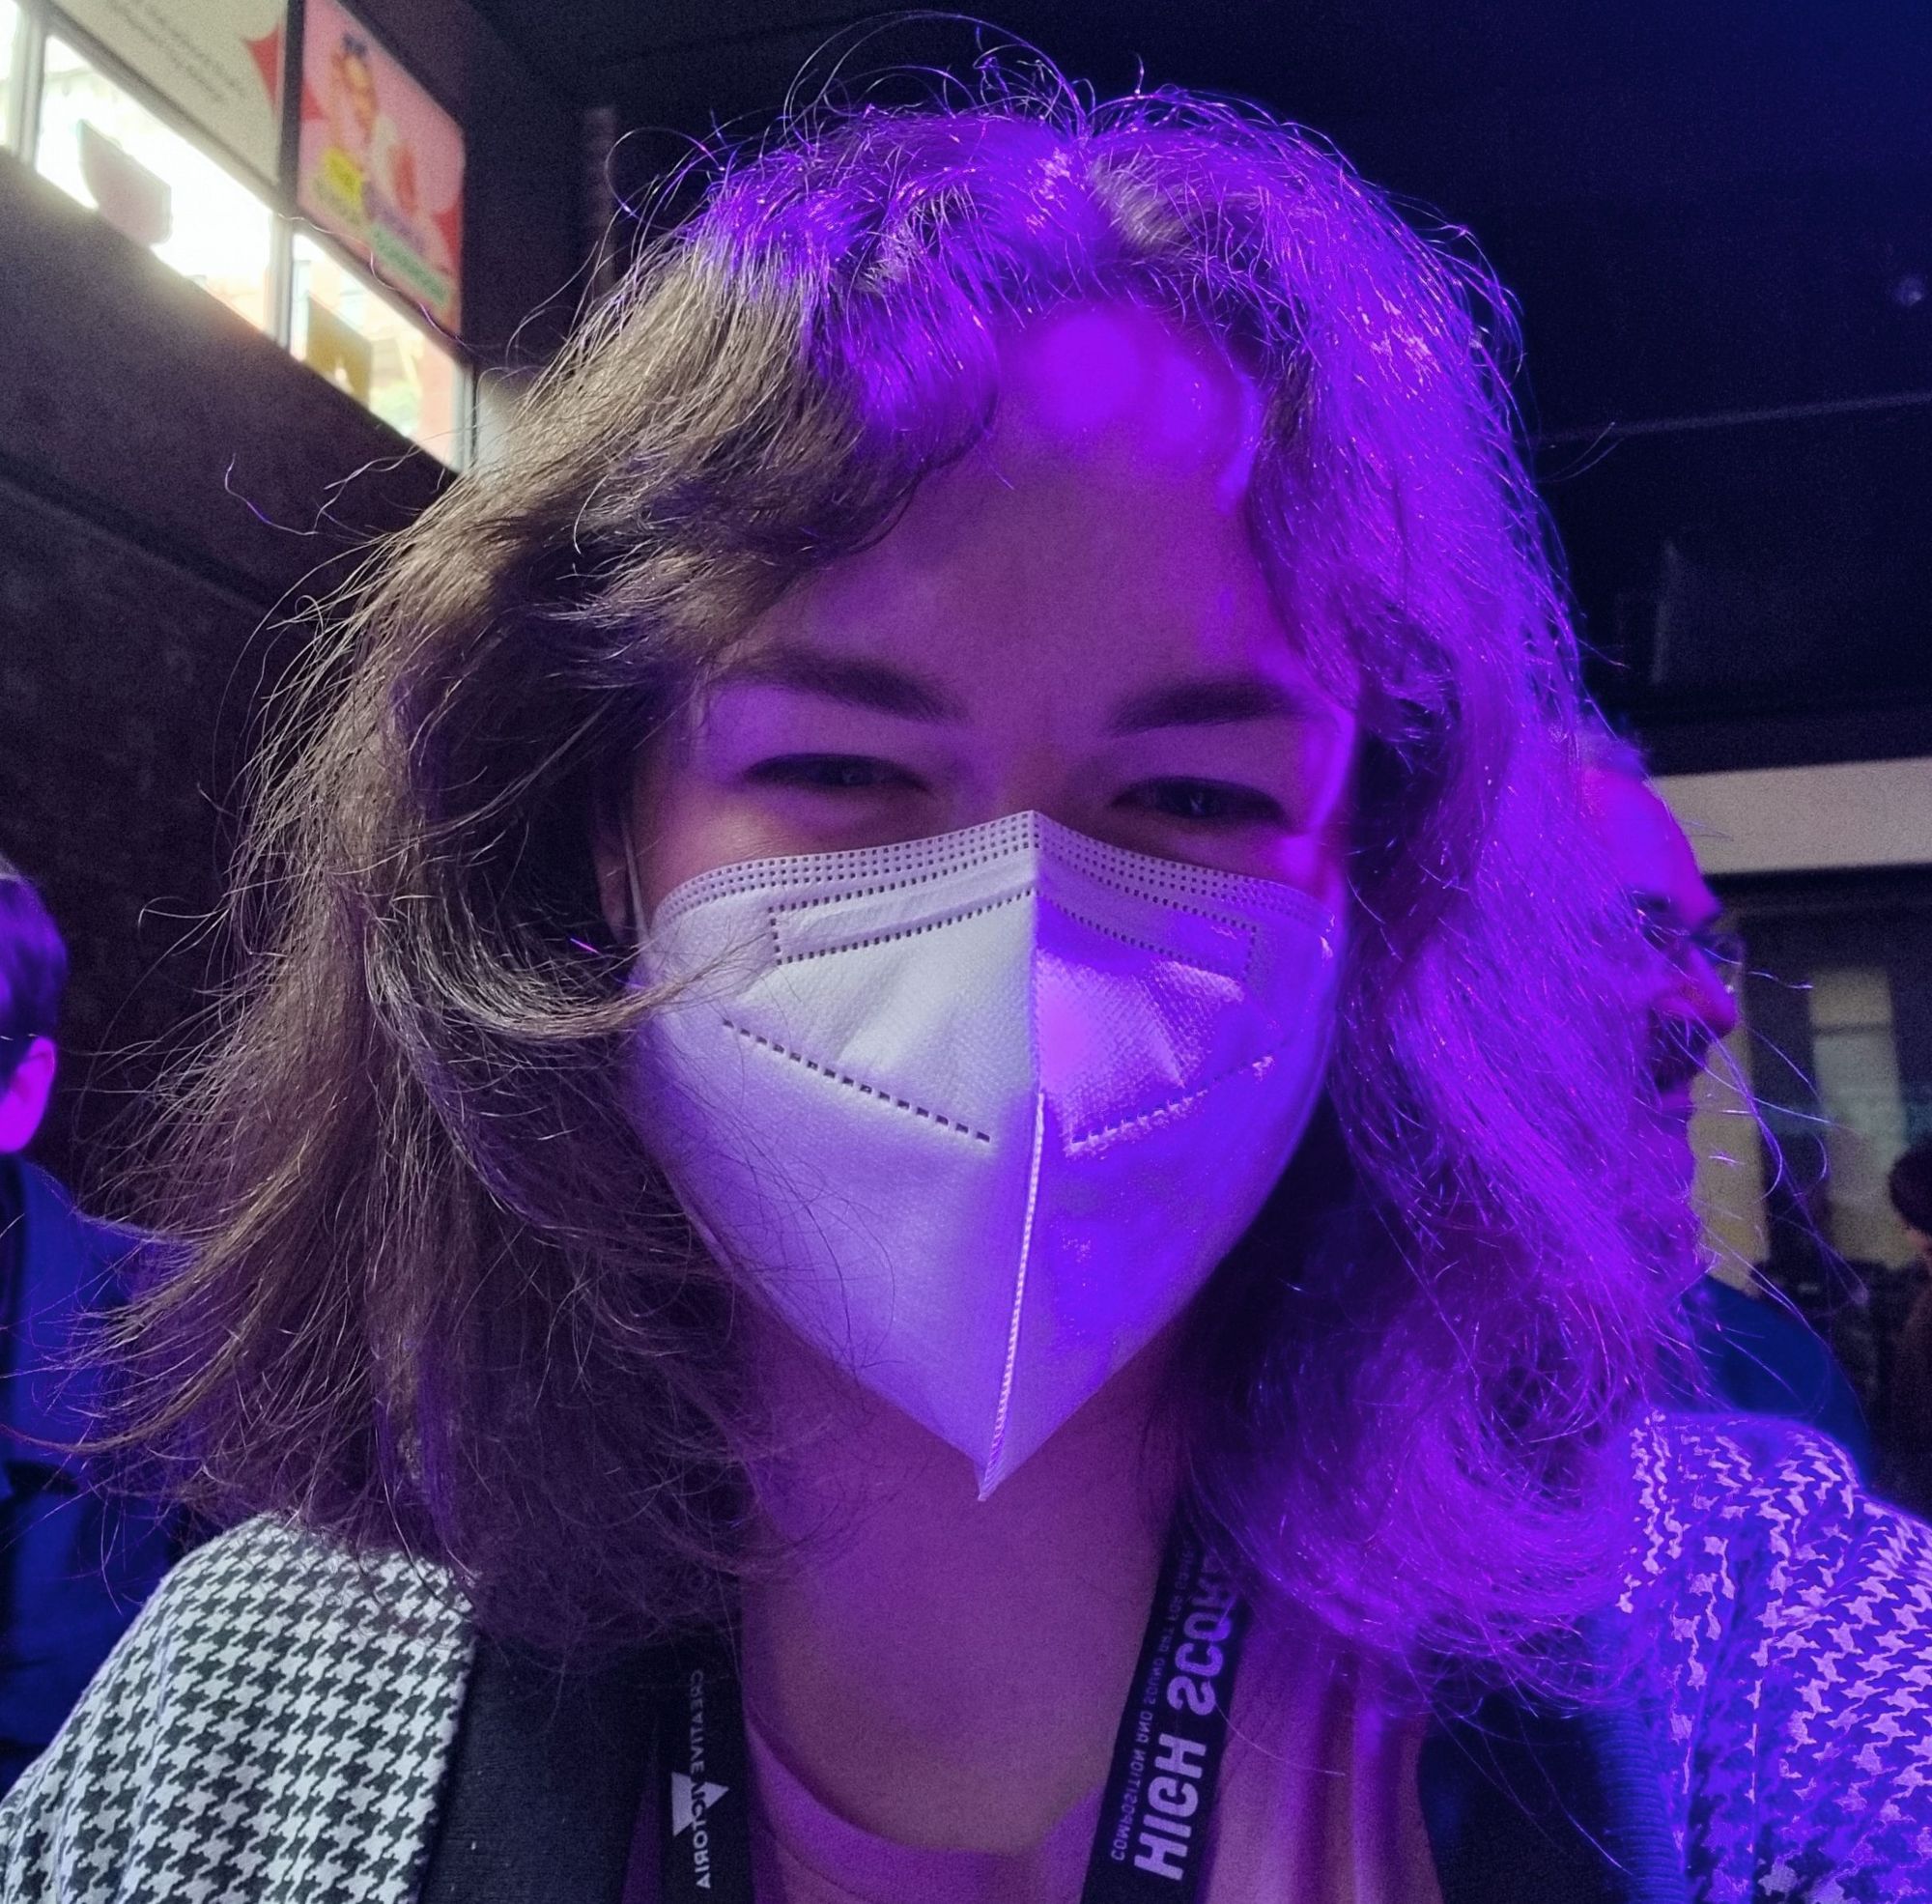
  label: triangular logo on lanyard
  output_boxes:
[670,1773,731,1835]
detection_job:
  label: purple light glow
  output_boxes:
[1002,305,1261,507]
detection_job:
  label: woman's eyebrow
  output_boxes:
[714,645,967,723]
[1106,673,1314,734]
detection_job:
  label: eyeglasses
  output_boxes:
[1632,900,1747,988]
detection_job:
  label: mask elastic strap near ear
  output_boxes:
[618,808,648,947]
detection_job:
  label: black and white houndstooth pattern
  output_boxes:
[1,1418,1930,1900]
[0,1518,471,1903]
[1614,1415,1932,1900]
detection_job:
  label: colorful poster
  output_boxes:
[62,0,286,181]
[298,0,462,332]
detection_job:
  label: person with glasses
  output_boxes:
[1577,731,1743,1164]
[1579,733,1874,1474]
[0,858,175,1795]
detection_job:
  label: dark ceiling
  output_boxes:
[466,3,1932,217]
[462,0,1932,430]
[465,1,1932,766]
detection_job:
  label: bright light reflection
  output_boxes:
[35,36,274,333]
[292,230,465,465]
[0,1,20,149]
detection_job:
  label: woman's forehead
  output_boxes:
[719,309,1337,721]
[726,393,1298,683]
[991,303,1264,506]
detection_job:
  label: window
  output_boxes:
[0,1,22,152]
[1807,965,1913,1265]
[6,10,470,461]
[35,34,275,335]
[292,231,464,462]
[1720,869,1932,1278]
[1690,1007,1768,1275]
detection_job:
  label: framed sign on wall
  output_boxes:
[59,0,286,182]
[298,0,462,333]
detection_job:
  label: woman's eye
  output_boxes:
[746,754,923,793]
[1118,779,1285,825]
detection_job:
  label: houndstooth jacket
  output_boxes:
[2,1413,1931,1903]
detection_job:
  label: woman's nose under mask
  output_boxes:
[629,809,1341,1495]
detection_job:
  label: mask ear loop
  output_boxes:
[617,806,649,948]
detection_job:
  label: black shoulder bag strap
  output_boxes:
[1417,1675,1690,1904]
[417,1634,659,1904]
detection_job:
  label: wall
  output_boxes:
[0,153,444,1197]
[348,0,582,371]
[0,0,584,1200]
[1658,758,1932,876]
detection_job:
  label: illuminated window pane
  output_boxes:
[1690,1005,1768,1273]
[35,37,274,333]
[291,232,466,465]
[1809,965,1912,1264]
[0,2,21,154]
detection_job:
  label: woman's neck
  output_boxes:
[738,1321,1181,1855]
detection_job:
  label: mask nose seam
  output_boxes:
[981,1088,1047,1500]
[982,875,1050,1496]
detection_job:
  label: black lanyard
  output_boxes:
[654,1523,1249,1904]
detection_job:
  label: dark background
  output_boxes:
[472,0,1932,774]
[483,0,1932,776]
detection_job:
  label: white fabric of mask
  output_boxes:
[630,810,1341,1495]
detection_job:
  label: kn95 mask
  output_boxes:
[629,810,1340,1495]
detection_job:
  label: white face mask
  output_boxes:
[629,810,1341,1495]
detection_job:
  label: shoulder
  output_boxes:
[12,1163,160,1300]
[1622,1405,1875,1572]
[0,1518,474,1902]
[116,1512,472,1694]
[1617,1411,1932,1897]
[1617,1407,1926,1676]
[1682,1280,1872,1471]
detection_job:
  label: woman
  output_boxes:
[6,80,1929,1904]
